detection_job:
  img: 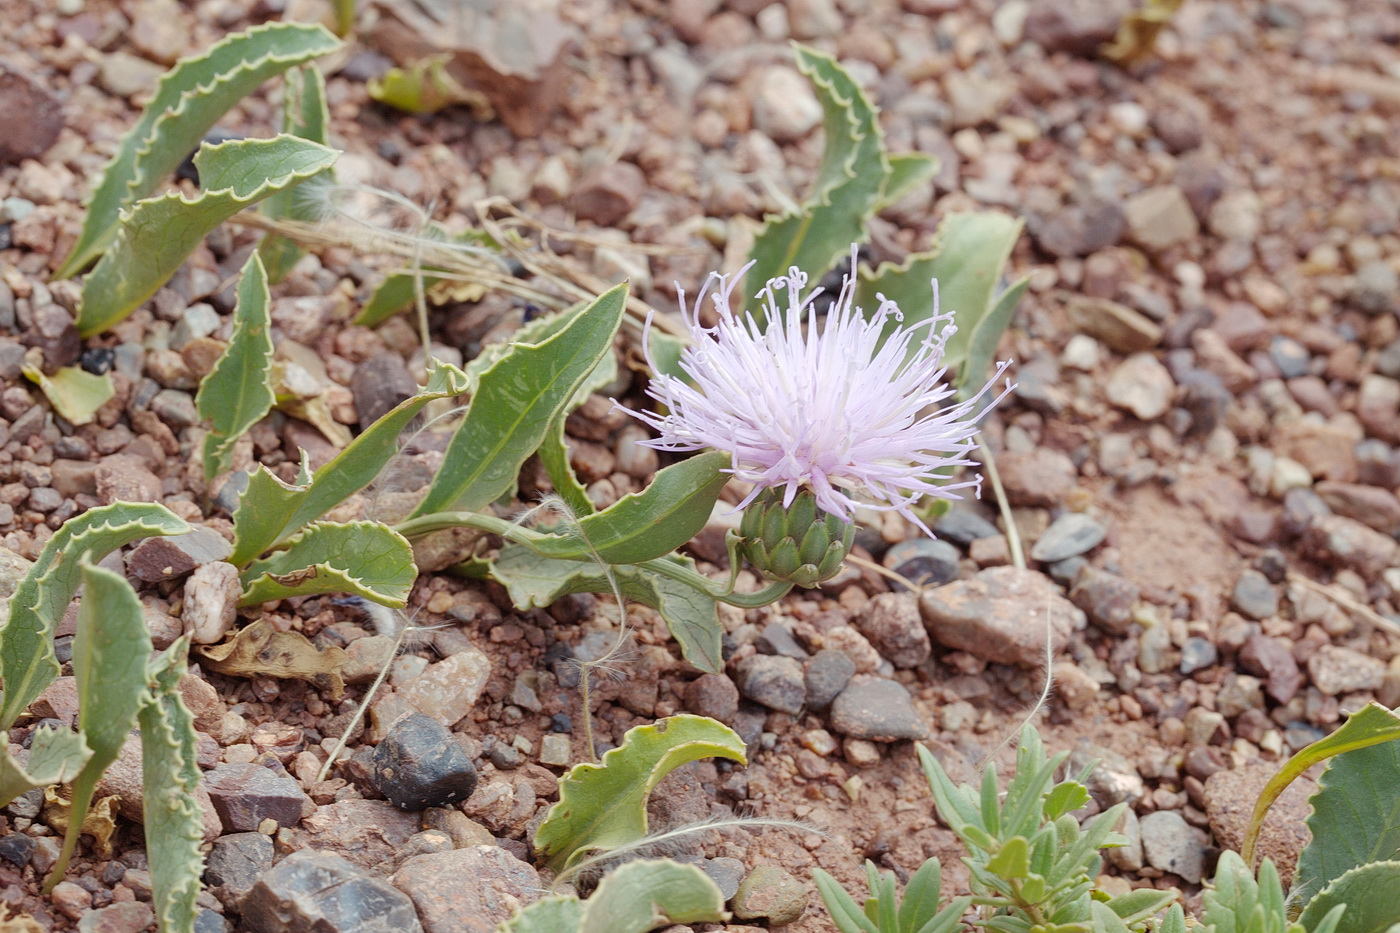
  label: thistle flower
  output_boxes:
[623,250,1013,538]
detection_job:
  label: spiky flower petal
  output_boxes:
[623,250,1013,535]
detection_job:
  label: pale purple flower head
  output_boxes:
[624,250,1013,536]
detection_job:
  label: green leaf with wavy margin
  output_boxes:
[1298,861,1400,933]
[410,283,627,517]
[1294,708,1400,907]
[77,135,338,336]
[484,546,722,673]
[511,451,728,565]
[533,715,746,873]
[198,253,276,483]
[0,502,189,731]
[230,359,470,565]
[580,859,728,932]
[239,520,415,607]
[259,65,332,283]
[1243,703,1400,872]
[57,22,341,278]
[501,860,728,933]
[854,212,1025,395]
[140,638,205,933]
[876,153,940,213]
[21,365,114,426]
[0,727,91,810]
[45,562,152,893]
[746,46,887,315]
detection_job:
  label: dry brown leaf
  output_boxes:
[42,787,120,858]
[195,620,347,699]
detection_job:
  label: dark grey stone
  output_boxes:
[240,850,423,933]
[933,509,999,545]
[883,538,961,589]
[0,833,34,868]
[828,679,929,741]
[804,649,855,709]
[1179,637,1218,675]
[353,352,418,429]
[1030,513,1107,563]
[205,832,273,904]
[203,761,312,832]
[733,655,806,715]
[371,712,479,811]
[1231,569,1279,620]
[756,622,809,659]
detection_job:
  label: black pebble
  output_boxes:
[0,833,35,868]
[371,713,478,811]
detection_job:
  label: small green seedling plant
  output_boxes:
[815,702,1400,933]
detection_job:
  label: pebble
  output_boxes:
[932,509,999,545]
[1178,637,1217,675]
[1105,808,1144,871]
[994,447,1076,507]
[280,800,420,870]
[856,593,930,669]
[390,846,540,933]
[202,761,313,832]
[352,352,417,429]
[1023,0,1130,54]
[1070,743,1144,807]
[1315,481,1400,534]
[1215,673,1263,718]
[94,455,162,504]
[1125,186,1200,252]
[1063,295,1162,354]
[538,734,572,767]
[1029,512,1106,563]
[1350,260,1399,314]
[919,567,1082,667]
[50,881,90,921]
[182,562,241,644]
[701,857,746,900]
[731,864,808,926]
[751,65,823,142]
[756,622,809,660]
[372,713,479,811]
[342,636,398,685]
[1239,634,1304,704]
[828,677,929,741]
[1302,514,1398,581]
[804,649,855,709]
[882,538,961,588]
[398,648,492,725]
[570,162,644,227]
[243,850,423,933]
[0,65,64,163]
[204,832,274,905]
[1139,811,1206,883]
[1306,644,1386,695]
[1205,762,1314,886]
[1068,566,1139,635]
[127,527,232,584]
[1106,353,1175,420]
[733,655,807,714]
[684,673,739,722]
[1230,569,1279,620]
[0,833,34,868]
[77,903,154,933]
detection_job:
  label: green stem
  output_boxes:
[394,510,544,546]
[638,556,792,608]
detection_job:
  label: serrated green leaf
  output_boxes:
[77,135,339,336]
[486,546,722,673]
[814,869,880,933]
[1243,703,1400,872]
[57,22,341,279]
[533,714,746,873]
[45,562,153,892]
[239,520,415,607]
[579,859,728,932]
[0,727,92,810]
[0,502,189,731]
[198,252,276,483]
[747,46,888,312]
[877,153,940,212]
[259,65,332,283]
[230,359,470,565]
[21,365,114,426]
[1294,707,1400,905]
[1298,861,1400,933]
[500,897,584,933]
[854,212,1024,393]
[140,638,205,933]
[410,283,627,516]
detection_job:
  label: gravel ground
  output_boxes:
[0,0,1398,930]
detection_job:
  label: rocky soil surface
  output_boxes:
[0,0,1399,930]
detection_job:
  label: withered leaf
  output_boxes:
[43,787,119,857]
[195,619,347,699]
